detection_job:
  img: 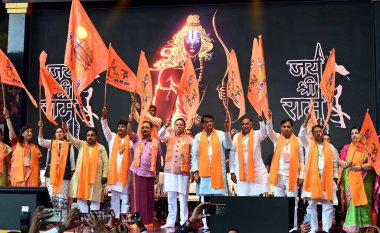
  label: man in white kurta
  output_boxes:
[64,125,109,213]
[229,116,269,196]
[266,110,304,232]
[299,114,339,233]
[101,107,132,218]
[191,114,232,196]
[158,118,192,228]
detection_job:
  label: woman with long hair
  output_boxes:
[38,120,75,219]
[339,126,374,233]
[4,108,41,187]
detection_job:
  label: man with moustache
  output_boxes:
[299,113,339,233]
[229,115,269,196]
[127,112,162,225]
[63,123,109,213]
[266,110,304,232]
[101,107,132,218]
[159,118,192,228]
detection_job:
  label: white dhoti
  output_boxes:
[164,173,189,225]
[108,175,131,218]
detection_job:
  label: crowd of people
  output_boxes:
[0,97,378,233]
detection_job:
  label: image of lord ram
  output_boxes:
[151,15,213,126]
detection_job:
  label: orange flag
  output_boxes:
[227,50,245,119]
[106,44,136,92]
[319,49,335,126]
[306,97,318,137]
[40,51,83,125]
[135,51,153,134]
[64,0,108,109]
[177,57,200,127]
[0,49,37,108]
[247,36,269,118]
[357,110,380,175]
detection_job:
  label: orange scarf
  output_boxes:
[0,143,5,175]
[237,131,255,182]
[304,141,333,200]
[132,138,158,172]
[108,135,131,188]
[13,143,40,186]
[198,130,224,189]
[269,133,300,192]
[50,140,69,194]
[346,143,367,206]
[77,143,100,199]
[165,133,191,173]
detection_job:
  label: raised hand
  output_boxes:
[102,107,107,119]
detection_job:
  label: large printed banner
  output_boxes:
[28,2,374,154]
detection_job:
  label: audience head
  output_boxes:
[227,229,239,233]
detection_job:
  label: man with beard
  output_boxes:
[101,107,132,218]
[229,115,269,196]
[266,110,304,232]
[159,118,192,228]
[128,112,162,225]
[63,123,109,213]
[299,114,339,233]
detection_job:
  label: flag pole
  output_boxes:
[39,80,42,121]
[104,80,107,107]
[1,82,5,109]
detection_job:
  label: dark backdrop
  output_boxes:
[25,1,375,164]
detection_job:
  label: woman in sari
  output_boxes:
[339,126,374,233]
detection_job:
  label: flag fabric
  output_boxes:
[177,57,200,127]
[357,110,380,175]
[247,36,269,119]
[106,44,136,92]
[40,51,83,125]
[0,49,37,108]
[135,51,153,134]
[320,49,336,126]
[306,97,318,137]
[227,50,245,119]
[64,0,108,108]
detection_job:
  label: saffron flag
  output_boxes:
[40,51,82,126]
[135,51,153,134]
[64,0,108,108]
[227,50,245,119]
[0,49,37,108]
[106,44,136,92]
[357,110,380,176]
[320,49,336,126]
[177,57,200,128]
[306,97,318,137]
[247,36,269,118]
